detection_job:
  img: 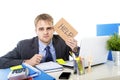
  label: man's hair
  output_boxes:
[34,13,53,27]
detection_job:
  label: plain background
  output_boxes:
[0,0,120,56]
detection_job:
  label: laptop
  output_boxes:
[79,36,110,67]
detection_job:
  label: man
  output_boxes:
[0,13,79,69]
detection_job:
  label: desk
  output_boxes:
[48,61,120,80]
[0,61,120,80]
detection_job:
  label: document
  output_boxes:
[35,61,63,73]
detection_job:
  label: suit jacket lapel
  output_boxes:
[31,37,39,54]
[52,36,62,59]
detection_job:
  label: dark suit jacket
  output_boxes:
[0,35,71,69]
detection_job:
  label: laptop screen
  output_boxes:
[79,36,110,67]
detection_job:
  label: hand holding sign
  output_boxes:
[65,38,78,51]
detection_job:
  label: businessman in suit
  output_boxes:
[0,13,79,69]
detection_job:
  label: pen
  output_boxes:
[69,51,76,60]
[87,56,92,72]
[69,51,78,74]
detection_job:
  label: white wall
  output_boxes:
[0,0,120,56]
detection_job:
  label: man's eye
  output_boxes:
[47,27,53,30]
[39,28,44,31]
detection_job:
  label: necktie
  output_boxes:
[45,46,53,62]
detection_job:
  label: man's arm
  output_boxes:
[0,42,23,69]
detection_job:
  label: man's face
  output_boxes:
[35,20,54,45]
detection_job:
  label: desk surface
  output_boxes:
[48,61,120,80]
[0,61,120,80]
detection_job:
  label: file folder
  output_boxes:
[0,63,56,80]
[22,63,56,80]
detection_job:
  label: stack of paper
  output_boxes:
[35,61,63,73]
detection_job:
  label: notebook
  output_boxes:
[79,36,110,67]
[35,61,63,73]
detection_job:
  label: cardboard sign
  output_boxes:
[54,18,78,41]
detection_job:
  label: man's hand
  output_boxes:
[24,54,42,66]
[65,38,78,52]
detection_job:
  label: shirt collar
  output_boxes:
[38,39,53,51]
